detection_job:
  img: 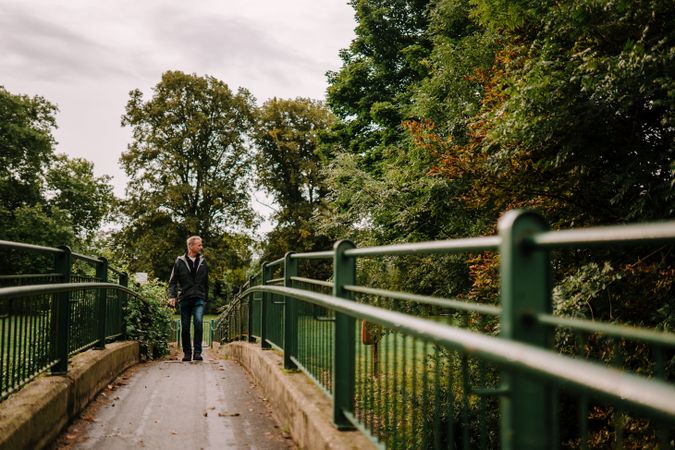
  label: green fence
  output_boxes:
[0,240,133,402]
[215,210,675,449]
[172,318,217,348]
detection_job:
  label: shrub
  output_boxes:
[124,279,174,359]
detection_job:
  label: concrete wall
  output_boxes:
[0,341,140,450]
[219,341,376,450]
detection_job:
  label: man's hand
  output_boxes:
[167,298,176,308]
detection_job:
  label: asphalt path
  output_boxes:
[54,348,295,450]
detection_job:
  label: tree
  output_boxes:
[45,154,113,238]
[119,71,257,279]
[252,98,336,260]
[0,87,56,210]
[0,87,114,249]
[326,0,434,161]
[430,0,675,226]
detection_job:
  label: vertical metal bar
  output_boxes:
[392,332,399,449]
[652,344,669,448]
[333,239,356,430]
[461,313,470,450]
[283,252,298,369]
[478,314,487,450]
[385,331,391,447]
[613,337,625,448]
[412,337,419,447]
[261,265,271,349]
[576,332,589,450]
[434,345,441,450]
[0,303,6,394]
[422,341,429,449]
[52,246,72,374]
[95,257,108,349]
[119,272,129,338]
[376,337,382,439]
[246,276,254,342]
[499,210,552,450]
[402,334,409,447]
[447,347,455,450]
[17,306,25,385]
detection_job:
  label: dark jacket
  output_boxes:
[168,253,209,303]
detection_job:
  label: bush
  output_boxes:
[124,279,174,359]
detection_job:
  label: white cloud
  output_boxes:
[0,0,356,212]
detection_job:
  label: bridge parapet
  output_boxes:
[216,209,675,449]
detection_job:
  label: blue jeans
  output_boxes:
[179,298,205,355]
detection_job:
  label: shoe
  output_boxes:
[193,353,203,361]
[182,353,191,362]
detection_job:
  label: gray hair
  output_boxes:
[186,235,202,248]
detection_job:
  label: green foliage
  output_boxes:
[124,279,175,359]
[327,0,434,156]
[253,97,336,261]
[0,87,56,210]
[45,154,113,238]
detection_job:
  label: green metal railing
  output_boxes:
[0,241,132,402]
[173,318,217,348]
[215,210,675,449]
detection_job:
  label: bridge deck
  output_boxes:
[55,348,295,449]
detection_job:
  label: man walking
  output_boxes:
[168,236,209,362]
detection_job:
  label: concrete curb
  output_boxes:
[217,341,376,450]
[0,341,140,450]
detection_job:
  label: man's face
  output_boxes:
[190,239,203,255]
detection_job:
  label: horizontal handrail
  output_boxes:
[290,250,334,259]
[0,282,137,299]
[290,276,333,288]
[344,236,501,258]
[0,273,62,280]
[0,240,65,255]
[72,252,102,265]
[265,257,285,268]
[536,313,675,346]
[344,284,501,316]
[244,284,675,422]
[525,221,675,249]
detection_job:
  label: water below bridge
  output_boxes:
[53,347,296,450]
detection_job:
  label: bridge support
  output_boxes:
[333,240,356,430]
[260,263,272,349]
[52,246,72,375]
[499,210,555,450]
[283,252,298,370]
[95,257,108,350]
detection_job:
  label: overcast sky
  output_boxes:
[0,0,356,215]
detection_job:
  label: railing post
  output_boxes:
[119,272,129,338]
[95,257,108,349]
[333,240,356,430]
[247,276,255,342]
[260,264,272,349]
[499,210,553,449]
[283,252,298,370]
[52,246,72,374]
